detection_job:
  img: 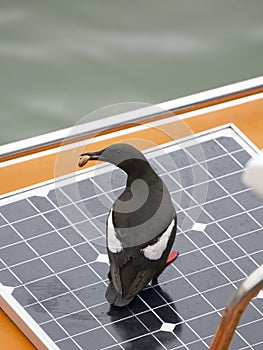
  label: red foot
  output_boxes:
[166,251,179,266]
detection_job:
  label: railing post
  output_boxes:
[209,264,263,350]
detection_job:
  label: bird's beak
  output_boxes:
[78,151,103,167]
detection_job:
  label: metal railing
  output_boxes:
[209,264,263,350]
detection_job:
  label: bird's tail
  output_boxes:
[106,282,134,307]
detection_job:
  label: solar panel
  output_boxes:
[1,125,263,350]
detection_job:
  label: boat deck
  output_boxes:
[0,79,263,349]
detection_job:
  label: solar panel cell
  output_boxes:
[217,136,242,152]
[0,225,21,247]
[186,139,225,161]
[217,171,247,194]
[25,303,52,323]
[0,199,38,222]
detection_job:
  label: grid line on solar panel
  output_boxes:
[1,192,260,258]
[1,196,121,349]
[175,219,263,327]
[42,186,154,348]
[0,210,98,246]
[18,260,248,322]
[171,261,254,348]
[0,145,249,228]
[175,177,262,266]
[10,270,254,326]
[154,135,262,346]
[1,127,263,350]
[55,287,177,349]
[31,204,125,349]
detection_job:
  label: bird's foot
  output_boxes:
[166,251,179,267]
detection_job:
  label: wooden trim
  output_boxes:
[0,296,50,350]
[0,94,263,197]
[0,301,36,350]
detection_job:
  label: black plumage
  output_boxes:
[79,143,177,306]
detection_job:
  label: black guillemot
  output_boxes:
[79,143,178,306]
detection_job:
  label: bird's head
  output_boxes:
[78,143,149,174]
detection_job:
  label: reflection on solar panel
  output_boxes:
[1,125,263,350]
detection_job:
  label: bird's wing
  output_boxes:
[125,267,157,299]
[107,217,177,299]
[107,209,158,296]
[108,248,158,299]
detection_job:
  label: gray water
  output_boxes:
[1,1,263,145]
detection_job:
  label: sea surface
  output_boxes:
[0,1,263,144]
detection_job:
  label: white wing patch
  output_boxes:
[107,210,123,253]
[142,220,174,260]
